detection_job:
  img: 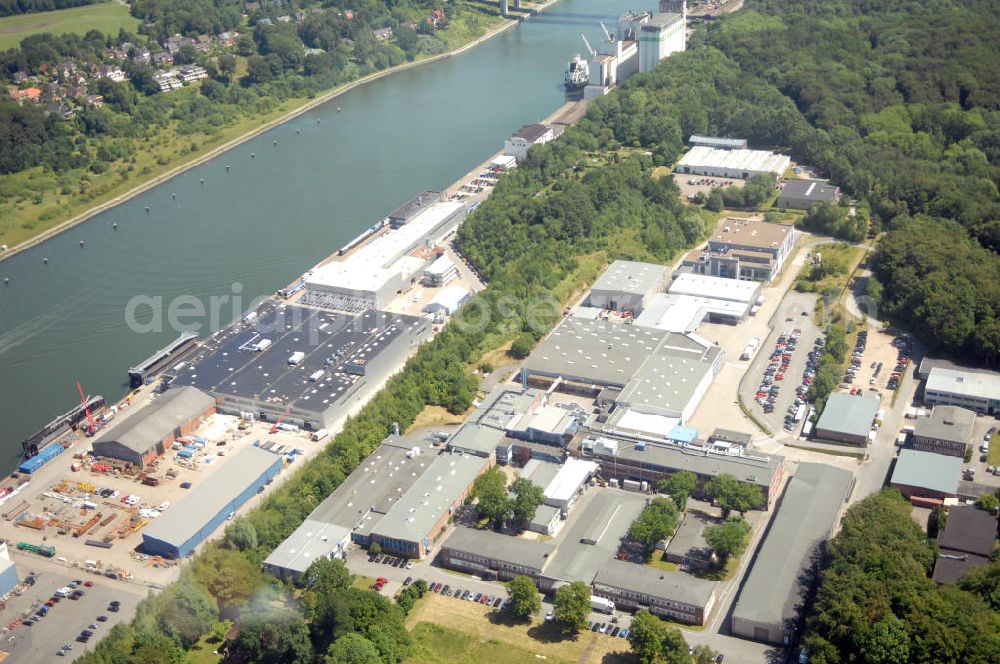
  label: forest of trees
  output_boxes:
[0,0,98,17]
[803,490,1000,663]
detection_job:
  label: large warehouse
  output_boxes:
[813,393,879,446]
[263,519,352,581]
[142,446,283,558]
[302,197,466,311]
[593,559,717,625]
[170,303,430,430]
[731,463,854,645]
[924,366,1000,415]
[667,273,762,307]
[368,451,489,559]
[587,260,669,314]
[522,318,724,424]
[91,386,215,468]
[676,146,790,179]
[889,449,962,505]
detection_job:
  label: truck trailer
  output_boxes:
[591,595,615,614]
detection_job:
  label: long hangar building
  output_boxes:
[169,302,430,431]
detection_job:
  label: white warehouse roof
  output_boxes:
[545,458,598,504]
[668,273,761,305]
[926,367,1000,402]
[677,146,790,178]
[306,200,464,293]
[424,286,470,314]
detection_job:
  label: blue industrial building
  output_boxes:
[142,446,282,558]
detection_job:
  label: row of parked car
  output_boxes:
[370,553,414,570]
[842,330,868,386]
[783,334,824,431]
[589,619,630,639]
[756,329,802,414]
[886,337,911,390]
[415,578,509,608]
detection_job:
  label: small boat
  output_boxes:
[565,54,589,91]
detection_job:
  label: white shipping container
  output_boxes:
[288,351,305,365]
[311,429,329,442]
[309,370,325,382]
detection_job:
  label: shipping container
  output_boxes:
[85,539,113,549]
[177,450,193,459]
[19,444,64,474]
[288,351,305,365]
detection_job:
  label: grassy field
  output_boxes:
[0,3,140,50]
[646,553,679,573]
[794,242,866,297]
[406,405,471,434]
[405,593,634,664]
[989,432,1000,466]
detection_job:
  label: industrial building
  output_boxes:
[170,304,430,431]
[262,520,352,581]
[264,434,435,580]
[521,458,599,512]
[592,559,716,625]
[504,124,554,161]
[423,254,458,287]
[142,446,283,558]
[302,197,466,311]
[924,366,1000,415]
[578,434,786,507]
[731,463,854,645]
[775,179,840,210]
[932,505,998,584]
[440,526,556,580]
[682,218,796,282]
[633,292,751,332]
[423,286,471,317]
[813,393,880,446]
[664,511,716,570]
[912,405,976,458]
[0,543,20,597]
[587,260,669,314]
[889,449,962,505]
[522,318,724,424]
[527,503,562,535]
[688,135,747,150]
[676,146,790,180]
[368,451,489,559]
[668,273,762,307]
[90,386,215,468]
[638,12,685,74]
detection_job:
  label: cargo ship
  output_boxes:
[20,395,106,457]
[564,54,589,91]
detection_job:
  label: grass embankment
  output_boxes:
[0,7,512,251]
[404,594,631,664]
[0,3,140,50]
[406,405,472,434]
[989,433,1000,466]
[646,554,679,573]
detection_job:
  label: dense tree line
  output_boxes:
[803,490,1000,663]
[0,0,98,17]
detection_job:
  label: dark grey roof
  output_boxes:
[588,435,783,490]
[731,463,854,628]
[914,406,975,445]
[932,552,991,584]
[709,429,753,446]
[442,526,555,571]
[778,179,839,204]
[591,260,668,298]
[92,386,214,454]
[643,12,683,29]
[937,505,998,557]
[388,191,441,224]
[543,490,647,583]
[513,124,550,143]
[263,519,351,575]
[594,558,716,608]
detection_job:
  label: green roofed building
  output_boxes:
[814,393,879,446]
[889,448,962,504]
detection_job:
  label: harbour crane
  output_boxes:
[580,33,596,58]
[76,381,98,435]
[600,22,613,42]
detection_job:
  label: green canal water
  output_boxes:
[0,0,640,470]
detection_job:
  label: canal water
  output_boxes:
[0,0,639,470]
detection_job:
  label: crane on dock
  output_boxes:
[76,381,99,435]
[581,33,596,58]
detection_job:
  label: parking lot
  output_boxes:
[672,173,746,202]
[0,565,144,662]
[739,291,824,434]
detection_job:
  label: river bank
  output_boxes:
[0,1,559,263]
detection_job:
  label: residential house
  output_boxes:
[218,32,237,47]
[932,505,998,584]
[373,27,394,42]
[11,71,28,84]
[83,94,104,108]
[152,51,174,67]
[45,102,74,119]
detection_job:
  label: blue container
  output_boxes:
[19,444,64,474]
[177,450,193,459]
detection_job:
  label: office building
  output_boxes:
[775,179,840,210]
[682,218,796,282]
[504,124,554,161]
[925,367,1000,415]
[593,559,716,625]
[912,405,976,458]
